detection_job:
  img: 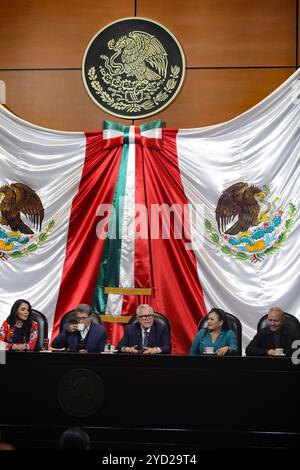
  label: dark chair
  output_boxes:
[198,311,242,355]
[31,309,48,351]
[257,312,300,334]
[59,310,102,333]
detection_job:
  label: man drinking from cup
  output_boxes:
[52,304,106,353]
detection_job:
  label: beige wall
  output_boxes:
[0,0,297,130]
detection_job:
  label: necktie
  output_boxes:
[143,331,150,348]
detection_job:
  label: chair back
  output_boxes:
[257,312,300,334]
[31,309,48,351]
[59,310,101,333]
[198,311,242,355]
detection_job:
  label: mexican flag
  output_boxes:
[0,68,300,354]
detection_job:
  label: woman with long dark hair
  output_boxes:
[0,299,38,350]
[189,308,238,356]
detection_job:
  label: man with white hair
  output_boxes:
[117,304,171,354]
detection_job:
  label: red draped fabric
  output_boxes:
[51,131,122,339]
[119,129,207,354]
[51,128,207,353]
[134,125,152,289]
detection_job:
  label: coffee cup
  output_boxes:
[77,323,85,332]
[275,348,284,356]
[204,347,214,354]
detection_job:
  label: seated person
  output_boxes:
[0,299,38,351]
[118,304,171,354]
[246,307,300,357]
[189,308,238,356]
[52,304,106,353]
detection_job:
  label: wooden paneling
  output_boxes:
[0,69,294,131]
[0,70,129,131]
[138,0,296,67]
[0,0,134,69]
[137,68,295,128]
[0,1,297,129]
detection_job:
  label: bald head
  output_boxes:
[267,307,284,332]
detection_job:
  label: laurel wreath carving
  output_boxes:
[0,220,56,261]
[87,65,181,113]
[205,203,296,264]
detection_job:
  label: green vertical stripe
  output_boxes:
[92,124,130,313]
[105,137,129,285]
[92,120,162,313]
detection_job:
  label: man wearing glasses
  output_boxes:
[52,304,106,352]
[118,304,171,354]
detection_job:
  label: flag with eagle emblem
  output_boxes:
[0,68,300,353]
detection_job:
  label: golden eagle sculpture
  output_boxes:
[106,31,168,81]
[0,183,44,234]
[215,182,266,235]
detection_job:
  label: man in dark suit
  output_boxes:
[246,306,300,357]
[52,304,106,353]
[118,304,171,354]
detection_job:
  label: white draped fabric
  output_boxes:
[177,68,300,348]
[0,106,85,334]
[1,68,300,350]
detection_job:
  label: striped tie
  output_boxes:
[143,331,150,348]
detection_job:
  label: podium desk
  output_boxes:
[1,352,300,448]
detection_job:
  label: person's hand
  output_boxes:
[143,347,160,355]
[124,346,139,354]
[215,346,230,356]
[78,349,87,354]
[267,349,277,356]
[11,344,26,351]
[67,323,78,333]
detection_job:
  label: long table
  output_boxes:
[1,352,300,448]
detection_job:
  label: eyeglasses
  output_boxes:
[76,316,89,321]
[138,314,154,320]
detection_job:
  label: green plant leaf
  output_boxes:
[48,220,55,230]
[235,252,248,261]
[39,233,48,243]
[264,247,278,255]
[285,219,294,231]
[221,246,232,255]
[8,251,23,259]
[211,233,219,245]
[26,244,38,253]
[288,203,296,214]
[277,233,287,245]
[205,219,212,231]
